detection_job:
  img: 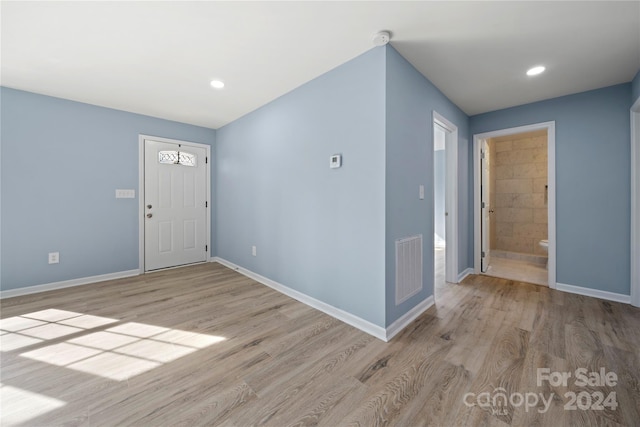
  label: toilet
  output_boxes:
[539,239,548,251]
[539,240,549,268]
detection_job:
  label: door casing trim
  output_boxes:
[631,98,640,307]
[473,121,556,289]
[433,111,459,283]
[138,135,211,273]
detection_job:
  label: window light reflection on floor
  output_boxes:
[0,384,66,425]
[1,309,226,382]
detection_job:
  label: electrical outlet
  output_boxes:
[252,246,257,256]
[48,252,59,264]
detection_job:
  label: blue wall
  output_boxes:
[1,87,215,290]
[633,70,640,105]
[215,48,387,326]
[384,46,469,325]
[215,46,472,328]
[470,84,631,295]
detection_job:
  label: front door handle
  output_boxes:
[146,213,153,218]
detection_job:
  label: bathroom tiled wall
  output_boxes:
[489,130,548,256]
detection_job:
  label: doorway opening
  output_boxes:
[433,112,458,288]
[138,135,211,273]
[474,122,556,288]
[631,98,640,307]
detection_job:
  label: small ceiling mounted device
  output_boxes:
[372,31,391,46]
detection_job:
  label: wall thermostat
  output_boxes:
[330,154,342,169]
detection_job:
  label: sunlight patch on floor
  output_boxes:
[1,310,226,382]
[0,384,66,425]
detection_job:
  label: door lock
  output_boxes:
[147,204,152,209]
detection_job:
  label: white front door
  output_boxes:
[144,139,208,271]
[481,139,491,273]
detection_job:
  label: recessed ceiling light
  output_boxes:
[526,66,546,76]
[210,80,225,89]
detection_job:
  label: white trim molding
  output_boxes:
[213,257,432,342]
[457,268,474,283]
[385,296,434,341]
[473,121,556,289]
[213,257,387,340]
[433,111,459,284]
[556,282,631,304]
[0,270,139,299]
[630,98,640,307]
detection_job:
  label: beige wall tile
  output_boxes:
[513,223,548,239]
[532,193,546,208]
[495,193,514,208]
[488,132,548,256]
[495,164,513,179]
[512,162,547,179]
[511,193,533,208]
[510,149,546,164]
[496,207,533,223]
[532,178,547,193]
[495,140,512,152]
[533,208,548,224]
[496,150,514,164]
[496,236,535,253]
[495,222,513,237]
[532,147,547,162]
[495,179,532,194]
[520,137,547,150]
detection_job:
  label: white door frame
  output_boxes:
[631,98,640,307]
[433,111,459,283]
[138,135,211,273]
[473,121,556,288]
[480,139,491,273]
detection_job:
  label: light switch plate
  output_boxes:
[419,185,425,200]
[116,189,136,199]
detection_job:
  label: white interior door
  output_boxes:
[144,140,208,271]
[481,139,491,273]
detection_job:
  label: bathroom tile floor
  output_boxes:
[485,256,548,286]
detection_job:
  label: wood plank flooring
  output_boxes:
[1,259,639,426]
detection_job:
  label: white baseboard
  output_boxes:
[213,257,407,341]
[556,282,631,304]
[457,268,474,283]
[0,270,140,300]
[385,296,435,341]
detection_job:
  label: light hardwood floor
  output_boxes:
[1,259,639,426]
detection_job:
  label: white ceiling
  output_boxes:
[2,1,639,129]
